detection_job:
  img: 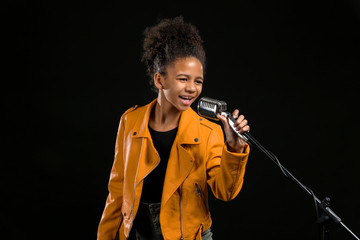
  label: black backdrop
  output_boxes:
[3,0,360,239]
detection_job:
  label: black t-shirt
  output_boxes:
[140,126,178,203]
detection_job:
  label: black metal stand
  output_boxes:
[241,131,359,240]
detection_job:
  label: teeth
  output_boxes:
[181,96,192,100]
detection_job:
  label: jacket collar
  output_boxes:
[132,99,201,145]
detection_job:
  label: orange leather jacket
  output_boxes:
[97,99,250,240]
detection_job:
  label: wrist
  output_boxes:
[226,141,245,153]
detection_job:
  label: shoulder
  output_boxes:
[120,105,138,120]
[186,107,223,135]
[199,116,220,130]
[123,105,138,115]
[121,102,149,119]
[199,116,224,138]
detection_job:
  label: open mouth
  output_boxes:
[179,96,193,100]
[179,96,194,105]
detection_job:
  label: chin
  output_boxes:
[176,105,190,112]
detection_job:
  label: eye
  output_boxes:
[195,79,203,84]
[178,78,187,82]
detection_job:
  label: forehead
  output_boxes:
[167,57,203,74]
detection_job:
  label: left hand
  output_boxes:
[217,109,250,153]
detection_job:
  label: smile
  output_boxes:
[179,96,193,100]
[179,96,194,106]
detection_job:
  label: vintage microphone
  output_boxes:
[197,97,250,142]
[197,96,359,240]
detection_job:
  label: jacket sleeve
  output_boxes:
[206,124,250,201]
[97,115,126,240]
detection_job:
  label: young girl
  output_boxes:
[98,16,250,240]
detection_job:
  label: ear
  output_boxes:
[153,72,164,90]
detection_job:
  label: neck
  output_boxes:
[149,93,182,131]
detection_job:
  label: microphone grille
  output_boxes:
[197,97,227,121]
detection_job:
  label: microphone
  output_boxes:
[197,97,249,142]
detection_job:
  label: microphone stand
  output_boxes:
[223,111,358,239]
[240,131,359,240]
[197,97,358,239]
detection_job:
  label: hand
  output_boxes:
[217,109,250,153]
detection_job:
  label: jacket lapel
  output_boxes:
[131,99,160,186]
[129,99,202,207]
[161,107,201,207]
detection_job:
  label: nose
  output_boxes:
[185,81,196,93]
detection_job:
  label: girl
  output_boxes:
[98,16,250,240]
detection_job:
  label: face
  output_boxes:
[155,57,204,112]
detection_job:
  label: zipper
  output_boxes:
[128,139,161,235]
[179,184,184,240]
[195,183,209,212]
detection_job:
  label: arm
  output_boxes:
[206,110,250,201]
[206,125,250,201]
[97,116,126,240]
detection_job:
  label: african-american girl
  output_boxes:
[98,16,250,240]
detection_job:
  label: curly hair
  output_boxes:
[141,16,206,92]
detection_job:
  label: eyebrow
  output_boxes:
[176,73,204,80]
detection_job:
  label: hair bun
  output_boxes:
[141,16,206,92]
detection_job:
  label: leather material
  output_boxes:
[97,99,250,240]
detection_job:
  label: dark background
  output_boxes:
[3,0,360,239]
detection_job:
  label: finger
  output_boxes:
[233,114,244,127]
[217,113,232,134]
[217,113,228,125]
[239,125,250,133]
[232,109,240,119]
[238,119,248,129]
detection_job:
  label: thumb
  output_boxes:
[217,113,230,128]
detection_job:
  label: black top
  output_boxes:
[140,126,178,203]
